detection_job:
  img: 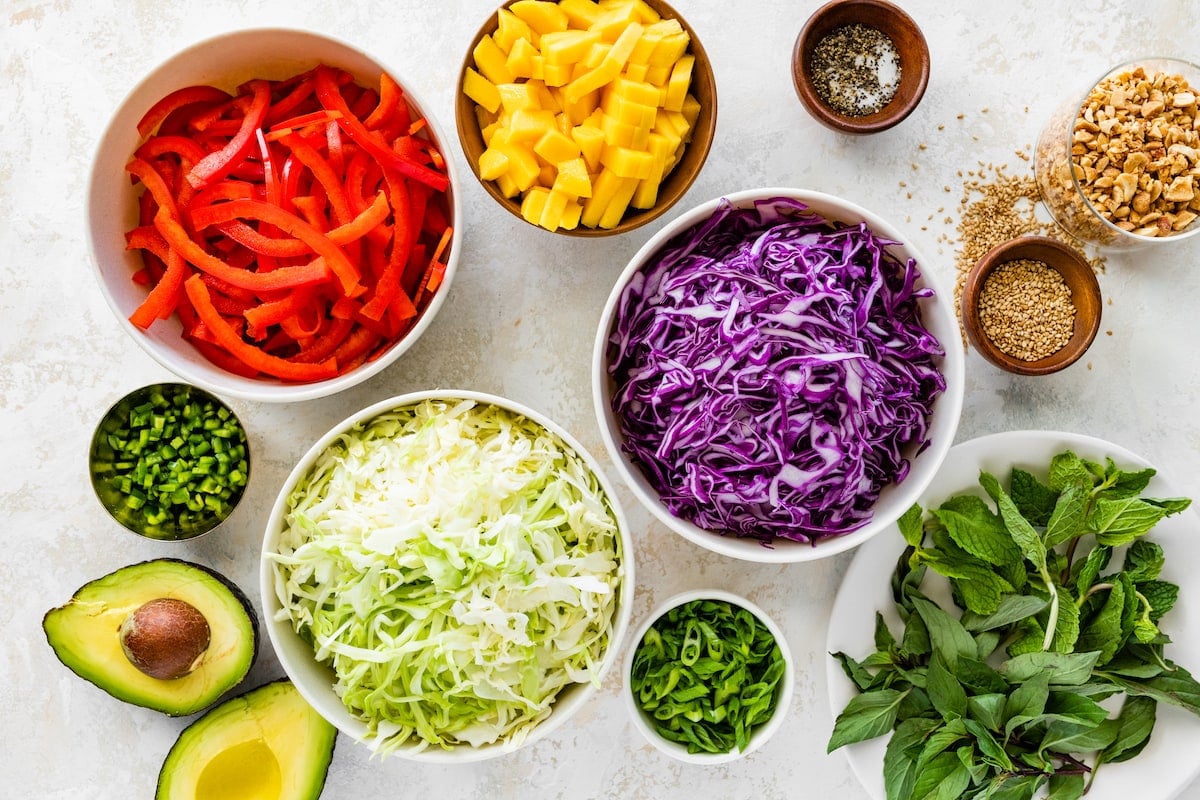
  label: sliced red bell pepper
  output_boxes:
[155,208,333,292]
[185,80,272,190]
[313,65,449,193]
[189,198,361,296]
[184,274,338,381]
[136,85,231,138]
[278,131,353,225]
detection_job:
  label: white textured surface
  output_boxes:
[4,1,1200,798]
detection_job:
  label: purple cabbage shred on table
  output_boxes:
[607,197,946,545]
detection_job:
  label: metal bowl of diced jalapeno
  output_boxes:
[88,383,250,541]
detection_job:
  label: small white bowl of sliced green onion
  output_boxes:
[88,382,250,541]
[625,589,794,764]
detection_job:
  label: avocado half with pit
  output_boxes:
[42,558,258,716]
[156,680,336,800]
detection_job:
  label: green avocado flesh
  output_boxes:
[156,680,337,800]
[42,559,258,716]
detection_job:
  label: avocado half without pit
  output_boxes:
[42,559,258,716]
[155,680,336,800]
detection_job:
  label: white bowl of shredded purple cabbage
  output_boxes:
[592,188,964,563]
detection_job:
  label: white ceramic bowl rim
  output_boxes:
[86,27,463,403]
[623,588,795,765]
[260,389,635,762]
[592,187,965,564]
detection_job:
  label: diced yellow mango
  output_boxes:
[538,163,558,187]
[533,81,561,112]
[680,92,701,127]
[497,81,541,113]
[644,18,683,37]
[625,62,649,82]
[507,108,556,142]
[553,157,593,197]
[600,112,648,149]
[559,88,599,124]
[649,31,689,68]
[474,35,516,85]
[559,197,583,230]
[559,0,601,28]
[563,57,622,104]
[481,120,502,145]
[601,90,657,128]
[610,76,661,107]
[664,54,693,112]
[598,174,639,228]
[475,104,497,133]
[494,8,536,52]
[554,112,573,135]
[538,187,571,230]
[645,64,671,85]
[581,168,622,227]
[509,0,569,35]
[463,67,502,114]
[662,109,691,141]
[571,123,605,171]
[629,0,661,23]
[582,42,612,69]
[496,172,521,198]
[603,22,643,71]
[521,186,550,224]
[542,61,573,87]
[600,144,655,179]
[534,128,582,164]
[496,142,541,190]
[477,147,510,181]
[540,29,601,65]
[504,36,540,79]
[631,131,674,208]
[589,5,640,42]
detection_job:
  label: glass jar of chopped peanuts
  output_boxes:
[1035,58,1200,249]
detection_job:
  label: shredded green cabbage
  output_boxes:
[269,398,624,755]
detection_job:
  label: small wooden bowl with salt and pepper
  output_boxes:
[961,236,1103,376]
[791,0,930,134]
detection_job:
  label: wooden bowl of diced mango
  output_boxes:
[456,0,716,235]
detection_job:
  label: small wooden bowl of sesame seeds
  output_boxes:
[791,0,930,134]
[961,236,1102,376]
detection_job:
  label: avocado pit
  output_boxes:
[119,597,211,680]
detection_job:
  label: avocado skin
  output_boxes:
[42,558,259,716]
[154,679,337,800]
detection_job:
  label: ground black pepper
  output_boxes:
[809,23,900,116]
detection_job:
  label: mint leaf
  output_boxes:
[909,752,971,800]
[932,495,1022,565]
[1046,773,1085,800]
[828,688,910,752]
[987,775,1044,800]
[1002,651,1101,686]
[1010,467,1059,526]
[1077,580,1128,665]
[1048,451,1093,491]
[1050,584,1081,654]
[898,502,925,547]
[927,654,968,720]
[966,693,1007,733]
[1103,463,1156,498]
[1073,544,1111,596]
[956,658,1008,695]
[978,471,1047,571]
[1043,483,1087,548]
[1039,718,1118,755]
[962,718,1014,771]
[1137,580,1179,622]
[911,596,977,666]
[883,717,939,800]
[1123,540,1164,583]
[962,594,1049,633]
[1089,497,1173,545]
[1097,695,1156,766]
[1004,671,1050,735]
[1043,690,1110,726]
[1097,664,1200,715]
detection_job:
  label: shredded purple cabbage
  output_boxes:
[607,197,946,545]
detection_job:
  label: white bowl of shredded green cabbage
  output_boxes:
[261,391,633,761]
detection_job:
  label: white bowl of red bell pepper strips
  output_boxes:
[87,28,462,402]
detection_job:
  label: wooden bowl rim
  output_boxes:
[960,235,1103,376]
